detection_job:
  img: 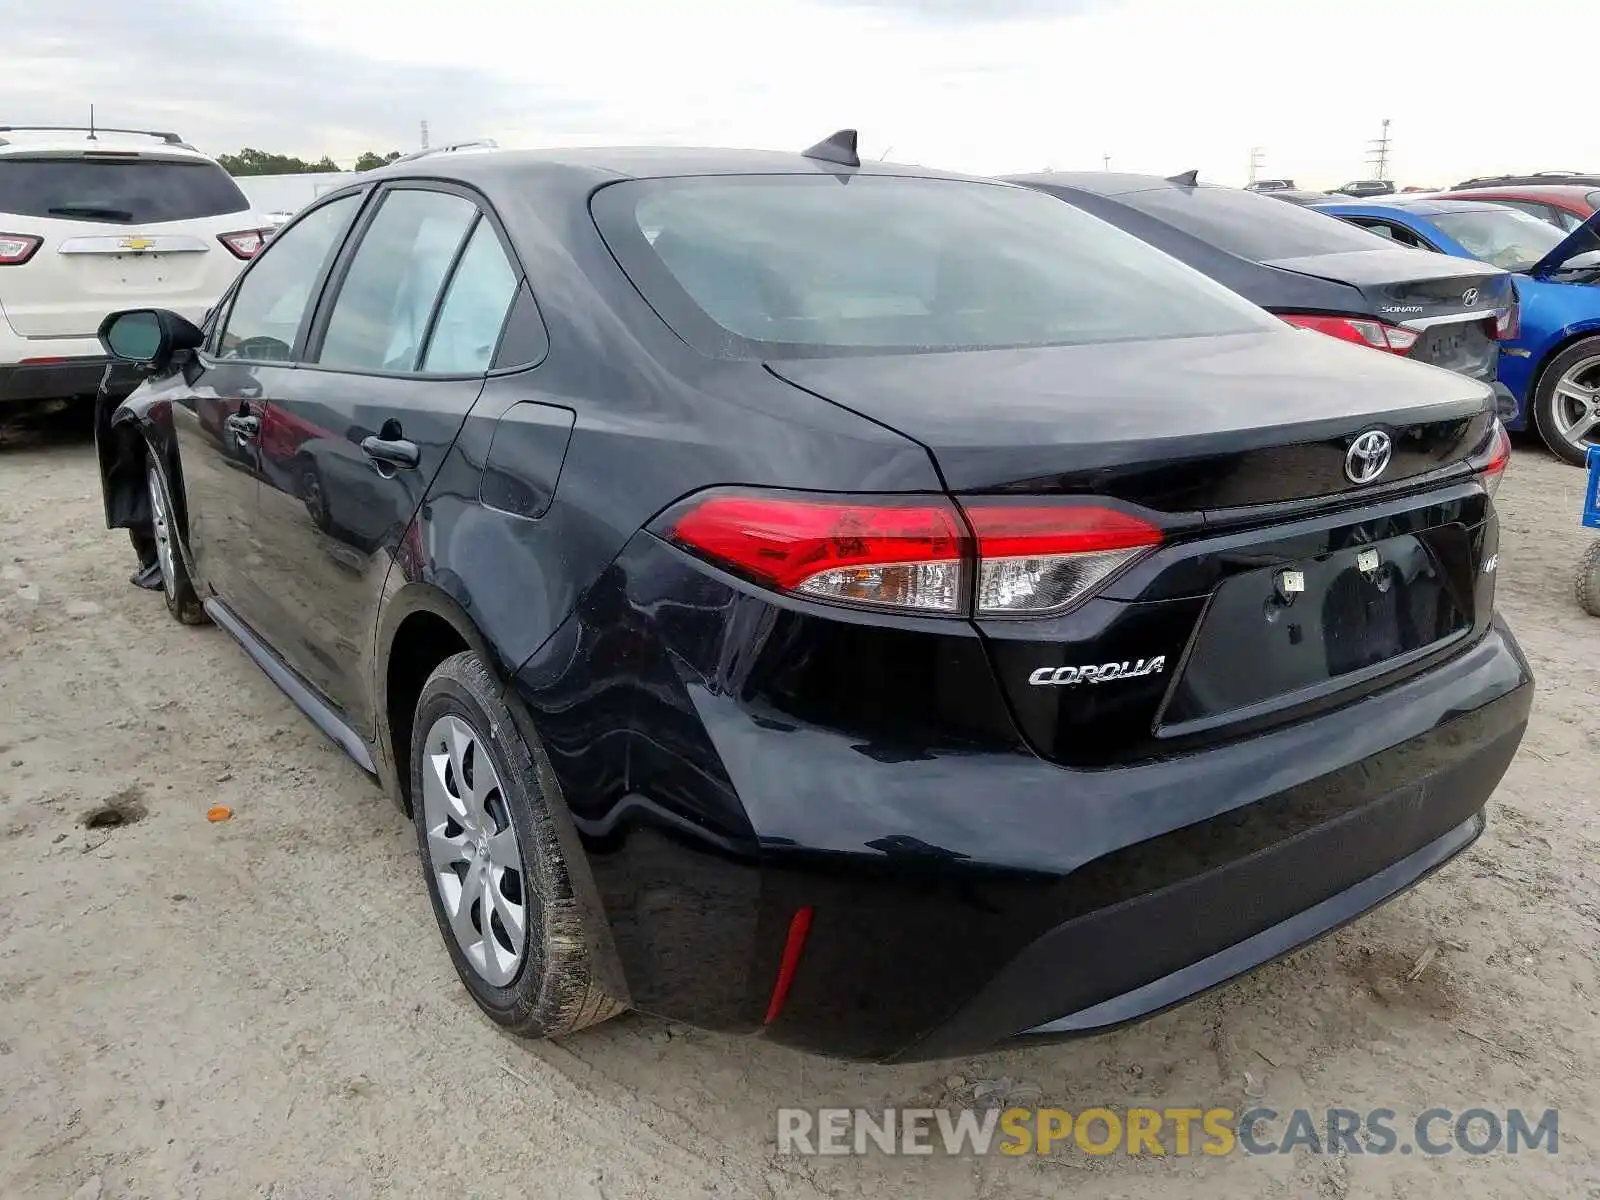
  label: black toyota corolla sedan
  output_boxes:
[92,134,1532,1062]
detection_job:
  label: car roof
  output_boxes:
[1310,196,1504,218]
[0,127,212,161]
[1442,183,1599,204]
[370,145,999,187]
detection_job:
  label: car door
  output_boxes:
[251,184,521,735]
[170,192,364,629]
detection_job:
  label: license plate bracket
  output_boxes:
[1159,531,1471,731]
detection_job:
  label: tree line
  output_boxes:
[216,148,406,176]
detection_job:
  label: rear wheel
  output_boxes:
[1532,339,1600,466]
[410,651,624,1037]
[145,448,207,625]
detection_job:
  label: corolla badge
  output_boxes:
[1029,657,1166,687]
[1345,429,1393,485]
[1462,287,1480,307]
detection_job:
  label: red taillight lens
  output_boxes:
[1470,418,1512,496]
[218,230,266,259]
[1282,312,1415,354]
[664,491,1164,617]
[962,503,1164,615]
[0,233,42,265]
[1494,304,1519,340]
[666,492,966,613]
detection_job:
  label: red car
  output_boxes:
[1440,184,1600,232]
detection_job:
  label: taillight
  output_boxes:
[1469,418,1512,497]
[1282,312,1416,354]
[662,490,1164,617]
[666,492,966,613]
[962,503,1163,615]
[1494,304,1519,340]
[217,230,267,259]
[0,233,42,265]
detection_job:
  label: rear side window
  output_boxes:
[1113,185,1390,260]
[421,220,521,373]
[0,155,250,224]
[593,175,1276,358]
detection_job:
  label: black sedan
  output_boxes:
[93,135,1531,1062]
[1009,172,1520,417]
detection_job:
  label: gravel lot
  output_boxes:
[2,416,1597,1200]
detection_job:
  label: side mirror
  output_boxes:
[97,308,205,371]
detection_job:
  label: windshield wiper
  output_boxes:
[47,205,134,221]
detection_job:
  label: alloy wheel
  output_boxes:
[1550,355,1600,455]
[420,713,528,987]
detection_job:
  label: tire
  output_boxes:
[1578,540,1600,618]
[410,651,624,1037]
[1532,337,1600,467]
[145,448,208,625]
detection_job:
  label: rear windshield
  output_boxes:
[1429,207,1568,271]
[591,175,1278,358]
[0,155,250,224]
[1111,184,1390,261]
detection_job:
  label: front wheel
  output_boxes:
[410,651,624,1038]
[1532,338,1600,466]
[145,448,207,625]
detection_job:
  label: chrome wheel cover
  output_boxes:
[420,714,528,986]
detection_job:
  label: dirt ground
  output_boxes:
[1,415,1597,1200]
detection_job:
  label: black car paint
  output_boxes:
[97,150,1532,1061]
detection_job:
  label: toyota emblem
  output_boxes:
[1345,429,1393,485]
[1462,288,1480,307]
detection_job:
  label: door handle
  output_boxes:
[360,435,421,469]
[225,413,261,439]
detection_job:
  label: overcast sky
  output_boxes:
[5,0,1595,187]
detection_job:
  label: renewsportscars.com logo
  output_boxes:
[776,1106,1560,1158]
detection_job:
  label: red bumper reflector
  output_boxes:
[763,906,814,1026]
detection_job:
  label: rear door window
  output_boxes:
[1111,185,1390,260]
[0,155,250,224]
[315,188,478,373]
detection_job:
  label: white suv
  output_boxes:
[0,125,276,412]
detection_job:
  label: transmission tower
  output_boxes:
[1248,146,1265,185]
[1365,119,1392,181]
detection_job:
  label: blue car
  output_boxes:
[1313,196,1600,465]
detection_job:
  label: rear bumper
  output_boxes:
[0,356,111,404]
[519,526,1534,1062]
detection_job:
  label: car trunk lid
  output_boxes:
[767,329,1493,505]
[1265,247,1512,380]
[768,329,1500,767]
